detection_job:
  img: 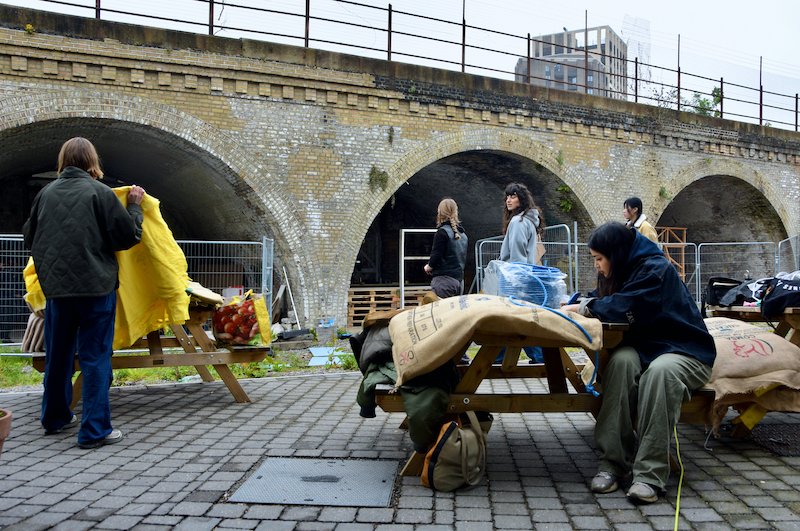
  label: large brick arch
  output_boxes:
[662,158,796,233]
[0,87,323,322]
[327,128,597,322]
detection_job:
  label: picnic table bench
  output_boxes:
[31,305,271,406]
[375,322,715,475]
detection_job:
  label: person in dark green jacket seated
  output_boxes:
[562,222,716,504]
[23,137,145,449]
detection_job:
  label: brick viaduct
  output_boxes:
[1,6,799,328]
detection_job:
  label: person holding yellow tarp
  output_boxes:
[24,137,192,450]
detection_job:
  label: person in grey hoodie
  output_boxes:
[499,182,544,264]
[497,182,546,363]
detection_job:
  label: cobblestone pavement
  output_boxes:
[2,373,800,530]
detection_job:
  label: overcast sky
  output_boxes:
[11,0,800,128]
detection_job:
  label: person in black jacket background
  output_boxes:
[562,222,715,504]
[23,137,145,449]
[424,198,468,298]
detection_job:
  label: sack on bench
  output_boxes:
[421,410,492,492]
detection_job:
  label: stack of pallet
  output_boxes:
[347,287,430,328]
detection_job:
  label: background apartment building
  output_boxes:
[515,26,628,100]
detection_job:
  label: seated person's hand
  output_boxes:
[561,303,580,313]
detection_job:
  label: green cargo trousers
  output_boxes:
[594,346,712,490]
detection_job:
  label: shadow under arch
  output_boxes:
[658,158,793,239]
[0,89,322,323]
[337,128,595,303]
[658,160,789,245]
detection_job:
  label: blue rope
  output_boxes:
[507,296,601,397]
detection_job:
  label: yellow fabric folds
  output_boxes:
[23,188,191,349]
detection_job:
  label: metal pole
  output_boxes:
[95,0,100,19]
[634,57,638,103]
[584,11,588,94]
[795,93,798,132]
[387,4,392,61]
[526,34,531,84]
[760,85,763,125]
[399,230,405,309]
[676,35,680,113]
[208,0,214,36]
[719,77,723,119]
[304,0,310,48]
[461,17,466,73]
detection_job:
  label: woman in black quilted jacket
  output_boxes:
[23,137,145,449]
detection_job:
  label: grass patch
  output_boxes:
[0,347,360,390]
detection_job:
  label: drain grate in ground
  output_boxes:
[229,458,398,506]
[751,424,800,456]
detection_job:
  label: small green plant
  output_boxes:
[368,166,389,192]
[555,150,564,166]
[388,126,394,145]
[557,185,574,213]
[659,186,672,200]
[408,86,417,94]
[165,47,172,54]
[704,157,711,163]
[25,24,34,35]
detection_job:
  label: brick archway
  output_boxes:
[665,158,796,233]
[0,88,324,324]
[328,128,595,323]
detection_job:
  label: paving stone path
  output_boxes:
[2,373,800,530]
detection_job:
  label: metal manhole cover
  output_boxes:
[751,424,800,456]
[229,458,398,506]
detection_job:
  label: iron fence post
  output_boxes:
[387,4,392,62]
[634,57,638,103]
[209,0,214,36]
[526,33,531,84]
[461,18,466,73]
[305,0,310,48]
[95,0,100,19]
[796,93,798,132]
[719,77,723,119]
[677,67,681,113]
[760,85,763,125]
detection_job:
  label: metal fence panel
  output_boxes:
[0,235,272,344]
[778,236,800,274]
[472,224,572,294]
[698,242,777,287]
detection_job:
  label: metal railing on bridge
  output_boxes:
[17,0,800,131]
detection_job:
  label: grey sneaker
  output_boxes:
[627,481,658,504]
[590,471,618,493]
[44,414,78,435]
[78,429,124,449]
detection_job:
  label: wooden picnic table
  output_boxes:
[375,322,715,475]
[31,304,271,406]
[706,305,800,347]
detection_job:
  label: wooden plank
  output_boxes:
[542,347,567,394]
[400,451,426,476]
[500,346,522,373]
[455,345,503,394]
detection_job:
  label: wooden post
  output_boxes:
[209,0,214,36]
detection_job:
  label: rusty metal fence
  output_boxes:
[0,235,273,345]
[15,0,800,131]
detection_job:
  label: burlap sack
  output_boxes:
[705,317,800,430]
[388,294,603,387]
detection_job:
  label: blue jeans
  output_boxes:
[42,293,116,444]
[495,346,543,363]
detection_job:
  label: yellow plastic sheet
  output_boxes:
[23,188,191,349]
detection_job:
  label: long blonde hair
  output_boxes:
[436,198,461,239]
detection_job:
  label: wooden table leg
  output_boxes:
[542,347,567,394]
[213,363,251,403]
[170,325,215,382]
[71,372,83,410]
[400,451,426,476]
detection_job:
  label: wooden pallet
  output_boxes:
[347,286,430,328]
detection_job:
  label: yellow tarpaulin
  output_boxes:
[24,187,191,349]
